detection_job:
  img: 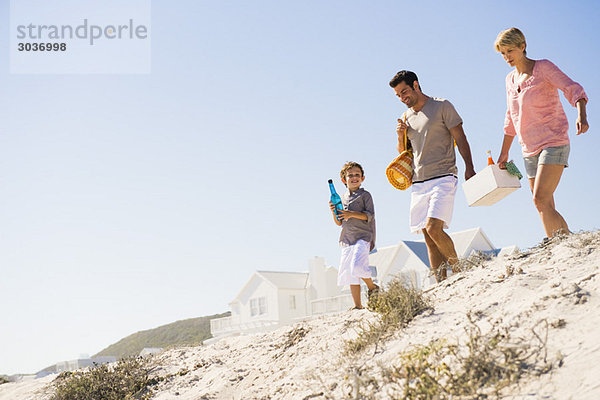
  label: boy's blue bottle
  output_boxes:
[328,179,344,222]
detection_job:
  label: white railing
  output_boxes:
[210,316,235,335]
[310,293,367,315]
[210,316,279,336]
[211,293,372,338]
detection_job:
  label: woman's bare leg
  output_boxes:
[529,164,569,237]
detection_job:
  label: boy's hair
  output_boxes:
[340,161,364,182]
[495,27,527,55]
[389,70,421,90]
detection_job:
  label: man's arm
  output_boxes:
[449,123,476,180]
[396,118,407,154]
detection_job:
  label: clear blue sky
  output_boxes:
[1,0,598,375]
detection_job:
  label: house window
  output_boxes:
[250,296,267,317]
[250,298,259,317]
[258,297,267,315]
[289,295,296,310]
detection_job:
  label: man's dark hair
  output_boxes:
[389,70,420,90]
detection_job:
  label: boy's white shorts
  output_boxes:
[337,239,372,286]
[410,175,457,234]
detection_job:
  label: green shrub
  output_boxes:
[451,251,493,274]
[380,316,556,399]
[346,279,431,354]
[51,357,156,400]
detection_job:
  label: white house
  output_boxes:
[36,356,117,378]
[369,239,430,289]
[209,258,346,339]
[371,227,500,289]
[140,348,163,357]
[210,271,309,338]
[209,227,515,340]
[307,256,351,315]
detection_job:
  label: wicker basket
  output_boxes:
[386,151,413,190]
[387,113,413,190]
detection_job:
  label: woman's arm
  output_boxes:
[497,134,515,168]
[542,60,588,108]
[500,75,518,167]
[576,98,589,135]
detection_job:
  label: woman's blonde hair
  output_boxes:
[495,27,527,54]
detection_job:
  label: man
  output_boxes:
[390,70,475,282]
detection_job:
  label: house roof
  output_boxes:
[230,270,309,305]
[369,239,430,279]
[403,240,430,267]
[368,244,400,270]
[447,227,495,256]
[371,227,496,278]
[256,271,309,290]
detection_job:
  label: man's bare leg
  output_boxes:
[423,229,447,281]
[424,218,459,281]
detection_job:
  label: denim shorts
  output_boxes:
[523,144,570,179]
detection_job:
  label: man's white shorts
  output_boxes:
[337,239,372,286]
[410,175,457,234]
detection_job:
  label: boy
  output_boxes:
[329,161,379,310]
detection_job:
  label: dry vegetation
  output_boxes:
[34,231,598,400]
[345,279,431,354]
[343,263,563,399]
[372,315,558,399]
[51,357,155,400]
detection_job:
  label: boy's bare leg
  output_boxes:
[361,278,377,290]
[423,218,459,281]
[350,284,363,309]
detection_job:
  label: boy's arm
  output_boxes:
[329,201,342,226]
[338,192,374,222]
[338,210,368,221]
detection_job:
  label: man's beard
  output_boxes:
[404,98,416,108]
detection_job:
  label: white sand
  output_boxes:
[2,231,599,400]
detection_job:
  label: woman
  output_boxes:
[494,27,589,238]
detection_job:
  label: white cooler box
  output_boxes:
[462,164,521,206]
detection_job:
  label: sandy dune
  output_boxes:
[2,231,599,399]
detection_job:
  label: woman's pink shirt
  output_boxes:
[504,59,588,157]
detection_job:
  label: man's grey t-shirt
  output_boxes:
[405,97,462,182]
[339,188,376,251]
